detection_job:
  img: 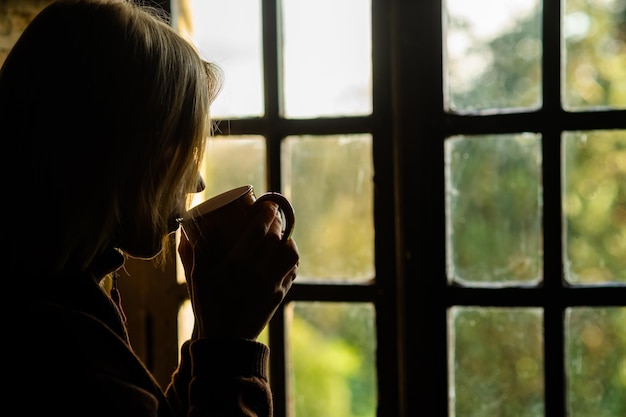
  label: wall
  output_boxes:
[0,0,54,66]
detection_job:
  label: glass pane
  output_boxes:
[444,0,542,112]
[282,135,374,282]
[449,307,544,417]
[445,134,543,286]
[288,302,377,417]
[563,130,626,284]
[174,0,264,118]
[566,307,626,417]
[199,135,267,202]
[281,0,372,118]
[564,0,626,110]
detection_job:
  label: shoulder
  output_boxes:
[10,303,171,416]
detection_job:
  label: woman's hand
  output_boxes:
[178,200,299,340]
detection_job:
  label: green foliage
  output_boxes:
[290,303,376,417]
[566,308,626,417]
[291,318,358,417]
[564,0,626,109]
[447,2,542,111]
[446,134,543,284]
[199,136,267,199]
[564,131,626,283]
[284,135,374,281]
[452,308,545,417]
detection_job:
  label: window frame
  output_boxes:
[396,0,626,416]
[203,1,400,415]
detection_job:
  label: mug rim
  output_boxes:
[181,184,253,221]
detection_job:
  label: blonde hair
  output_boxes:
[0,0,221,275]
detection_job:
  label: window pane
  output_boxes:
[563,130,626,284]
[199,135,267,201]
[282,135,374,282]
[449,307,544,417]
[281,0,372,118]
[445,134,543,286]
[566,307,626,417]
[288,302,377,417]
[564,0,626,110]
[174,0,264,118]
[444,0,542,112]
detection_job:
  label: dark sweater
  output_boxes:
[11,271,272,416]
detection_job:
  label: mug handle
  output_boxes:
[254,192,295,242]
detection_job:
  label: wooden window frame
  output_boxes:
[396,1,625,416]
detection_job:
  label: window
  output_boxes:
[401,1,625,416]
[139,0,624,416]
[172,2,378,416]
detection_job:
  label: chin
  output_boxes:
[124,248,162,261]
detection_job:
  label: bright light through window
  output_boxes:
[174,0,372,119]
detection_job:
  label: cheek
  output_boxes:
[117,221,167,260]
[122,235,164,260]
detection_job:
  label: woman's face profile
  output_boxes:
[118,173,205,259]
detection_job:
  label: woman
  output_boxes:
[1,1,299,415]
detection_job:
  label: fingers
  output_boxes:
[240,205,300,285]
[241,200,281,247]
[270,236,299,285]
[278,261,299,296]
[226,200,291,258]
